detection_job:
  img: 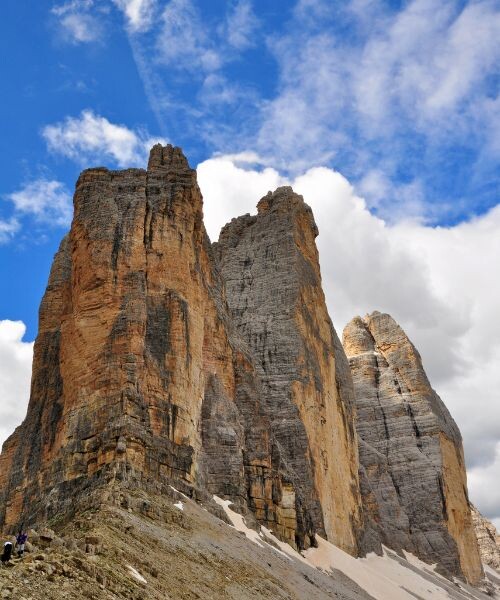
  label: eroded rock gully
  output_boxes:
[0,145,485,585]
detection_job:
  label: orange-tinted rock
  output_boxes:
[0,147,359,554]
[0,146,237,528]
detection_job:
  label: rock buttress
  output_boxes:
[214,187,361,555]
[0,145,246,529]
[343,311,483,583]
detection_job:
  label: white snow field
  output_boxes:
[214,496,500,600]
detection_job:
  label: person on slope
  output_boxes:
[1,541,13,564]
[16,531,28,558]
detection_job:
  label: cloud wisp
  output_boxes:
[119,0,499,224]
[0,218,20,245]
[42,109,166,168]
[51,0,105,44]
[112,0,157,32]
[256,0,500,216]
[1,179,72,242]
[121,0,262,146]
[6,179,73,227]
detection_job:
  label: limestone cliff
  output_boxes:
[0,145,485,584]
[343,311,483,584]
[0,146,359,555]
[214,187,361,555]
[472,505,500,571]
[0,145,239,530]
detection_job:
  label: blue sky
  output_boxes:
[1,1,498,336]
[1,0,500,524]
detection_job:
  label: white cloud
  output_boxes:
[252,0,500,207]
[42,109,166,167]
[350,0,500,125]
[0,321,33,451]
[197,156,284,241]
[468,442,500,528]
[157,0,222,73]
[112,0,157,32]
[224,1,259,50]
[6,179,73,227]
[356,170,428,223]
[197,155,500,525]
[0,218,20,244]
[51,0,102,44]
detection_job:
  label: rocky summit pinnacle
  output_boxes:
[0,145,486,589]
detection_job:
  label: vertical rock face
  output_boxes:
[0,145,485,582]
[0,147,359,555]
[343,312,483,583]
[471,505,500,571]
[0,146,248,533]
[214,187,361,555]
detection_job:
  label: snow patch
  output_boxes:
[169,485,189,500]
[259,527,293,560]
[305,538,462,600]
[484,564,500,578]
[213,496,263,547]
[127,565,147,584]
[212,495,498,600]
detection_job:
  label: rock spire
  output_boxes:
[0,146,359,555]
[343,311,483,583]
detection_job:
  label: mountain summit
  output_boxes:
[0,146,491,597]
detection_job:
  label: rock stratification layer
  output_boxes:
[343,311,482,584]
[0,146,359,554]
[214,187,361,554]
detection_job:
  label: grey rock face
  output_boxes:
[343,312,483,584]
[214,186,361,555]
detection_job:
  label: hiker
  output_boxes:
[16,531,28,558]
[1,541,13,564]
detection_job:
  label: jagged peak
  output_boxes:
[342,315,375,357]
[147,143,192,174]
[344,311,412,358]
[217,185,319,247]
[256,185,305,215]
